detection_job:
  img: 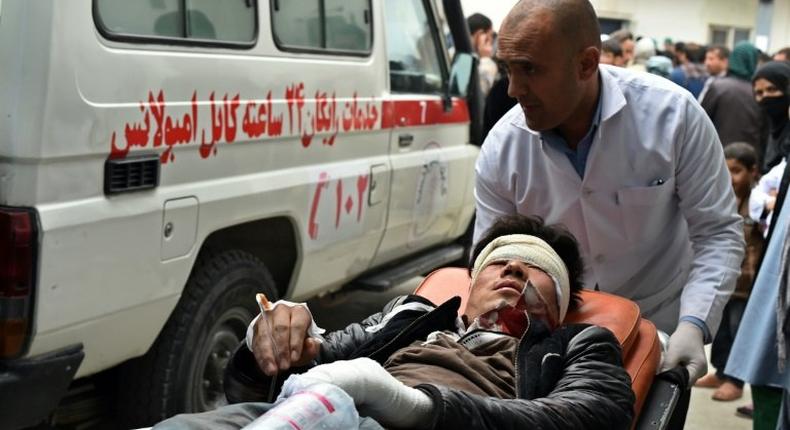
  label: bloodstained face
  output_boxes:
[465,259,560,330]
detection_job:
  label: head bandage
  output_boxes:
[471,234,571,323]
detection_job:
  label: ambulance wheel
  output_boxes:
[115,248,278,427]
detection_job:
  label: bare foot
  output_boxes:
[712,381,743,401]
[695,372,724,388]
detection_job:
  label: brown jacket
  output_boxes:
[735,194,765,299]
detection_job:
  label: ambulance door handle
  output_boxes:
[368,164,388,206]
[398,134,414,147]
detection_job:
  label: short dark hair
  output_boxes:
[467,13,493,35]
[675,42,706,63]
[689,43,707,63]
[723,142,758,170]
[602,38,623,56]
[470,215,584,311]
[707,45,730,60]
[610,29,633,43]
[775,47,790,60]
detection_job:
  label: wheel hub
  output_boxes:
[192,307,251,411]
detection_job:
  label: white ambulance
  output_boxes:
[0,0,482,427]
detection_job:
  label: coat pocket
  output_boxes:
[616,177,676,242]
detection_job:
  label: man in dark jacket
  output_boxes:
[154,216,635,429]
[700,42,765,158]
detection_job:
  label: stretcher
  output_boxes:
[414,267,690,430]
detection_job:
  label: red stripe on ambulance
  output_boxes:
[381,98,470,129]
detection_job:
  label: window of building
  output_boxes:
[711,28,728,46]
[734,28,751,45]
[271,0,372,55]
[94,0,257,47]
[599,18,628,36]
[710,25,752,48]
[384,0,445,94]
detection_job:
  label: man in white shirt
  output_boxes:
[476,0,744,384]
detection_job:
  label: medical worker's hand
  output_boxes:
[283,358,434,429]
[252,304,321,376]
[660,321,707,386]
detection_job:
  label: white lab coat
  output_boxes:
[475,65,744,335]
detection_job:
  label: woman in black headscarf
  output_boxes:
[753,61,790,173]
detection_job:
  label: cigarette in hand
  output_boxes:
[256,293,273,313]
[255,293,281,385]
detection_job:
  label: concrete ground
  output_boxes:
[686,345,752,430]
[309,276,754,429]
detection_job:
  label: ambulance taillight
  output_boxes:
[0,208,37,359]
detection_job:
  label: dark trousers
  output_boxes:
[711,298,747,387]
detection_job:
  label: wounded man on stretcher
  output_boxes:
[153,215,635,430]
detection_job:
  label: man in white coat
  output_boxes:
[476,0,744,384]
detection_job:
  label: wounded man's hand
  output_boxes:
[252,303,321,376]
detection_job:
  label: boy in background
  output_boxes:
[696,142,764,401]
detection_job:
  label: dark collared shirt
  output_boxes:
[539,91,603,178]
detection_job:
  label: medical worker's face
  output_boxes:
[497,10,595,133]
[466,259,558,328]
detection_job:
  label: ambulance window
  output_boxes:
[186,0,256,42]
[95,0,183,39]
[271,0,372,55]
[325,0,372,52]
[94,0,257,47]
[384,0,445,94]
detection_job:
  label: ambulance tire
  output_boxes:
[115,248,278,427]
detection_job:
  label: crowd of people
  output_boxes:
[591,29,790,430]
[150,1,790,429]
[465,9,790,430]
